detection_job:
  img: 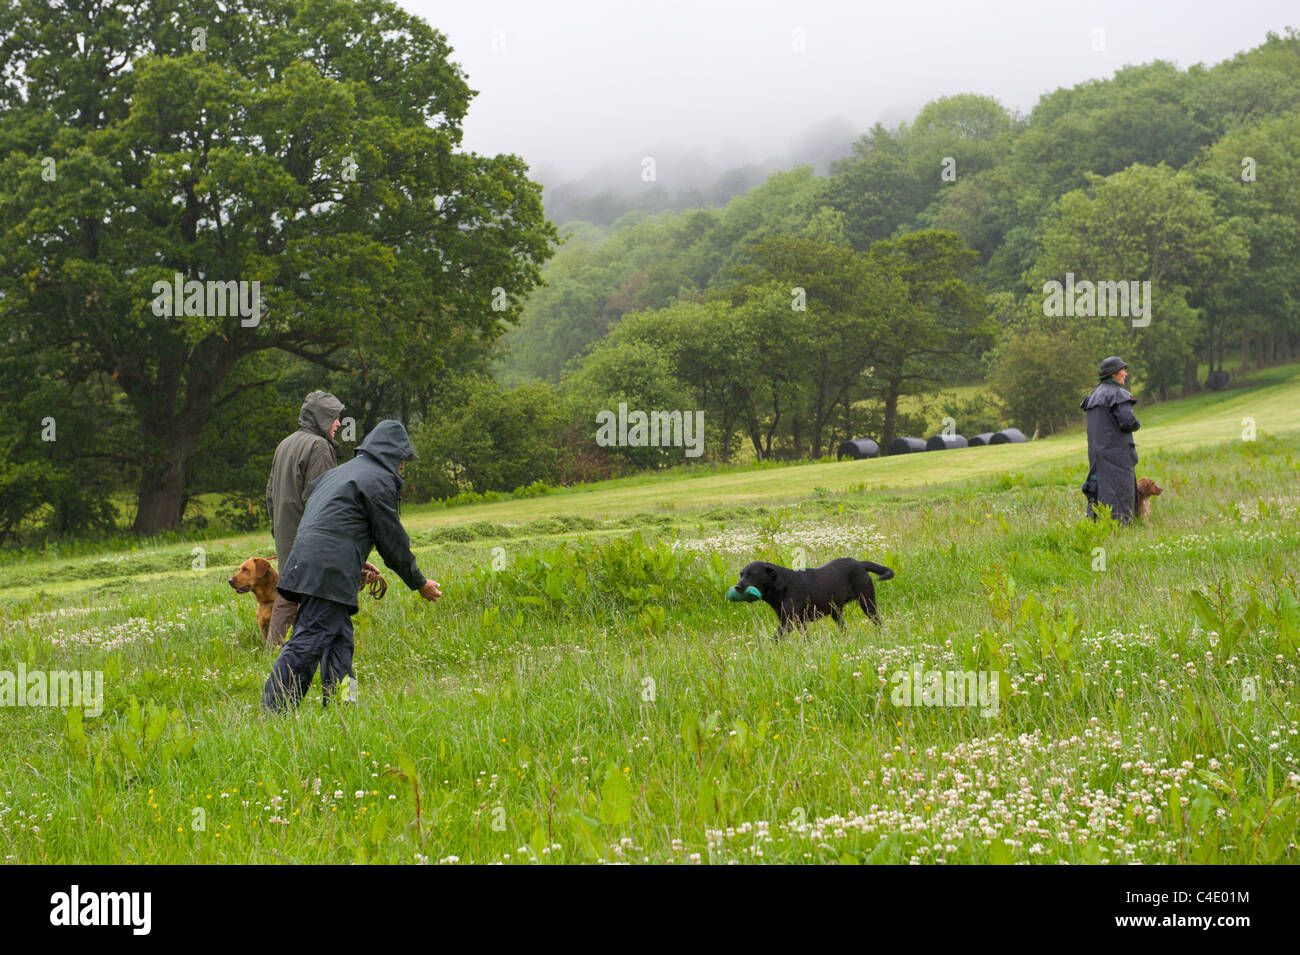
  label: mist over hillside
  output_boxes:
[539,115,860,227]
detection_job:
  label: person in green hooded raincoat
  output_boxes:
[264,391,345,647]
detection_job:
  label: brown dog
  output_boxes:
[228,557,279,645]
[1136,478,1163,520]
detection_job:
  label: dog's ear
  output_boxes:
[253,557,272,579]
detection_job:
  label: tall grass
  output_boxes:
[1,427,1297,863]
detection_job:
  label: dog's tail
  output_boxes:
[860,560,894,581]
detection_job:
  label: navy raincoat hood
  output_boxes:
[355,420,418,477]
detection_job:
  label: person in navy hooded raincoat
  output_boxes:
[262,419,441,711]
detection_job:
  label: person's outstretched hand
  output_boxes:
[419,580,442,602]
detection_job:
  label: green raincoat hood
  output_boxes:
[298,391,344,441]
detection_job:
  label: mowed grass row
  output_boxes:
[4,364,1298,605]
[404,361,1300,525]
[0,420,1297,863]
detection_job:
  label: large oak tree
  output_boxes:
[0,0,556,532]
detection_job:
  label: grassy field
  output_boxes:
[1,365,1298,863]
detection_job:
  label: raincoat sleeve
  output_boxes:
[265,474,275,522]
[301,441,337,501]
[359,484,426,592]
[1113,399,1141,434]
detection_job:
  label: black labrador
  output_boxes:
[729,558,894,636]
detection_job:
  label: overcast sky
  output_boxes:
[400,0,1298,186]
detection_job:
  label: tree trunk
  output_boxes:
[762,394,783,460]
[718,404,731,463]
[747,417,764,461]
[132,442,191,535]
[882,384,900,452]
[746,405,764,460]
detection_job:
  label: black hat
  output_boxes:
[1099,356,1128,378]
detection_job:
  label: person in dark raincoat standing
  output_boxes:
[262,419,441,712]
[1080,356,1141,523]
[265,391,346,648]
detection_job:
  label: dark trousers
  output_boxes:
[261,595,355,712]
